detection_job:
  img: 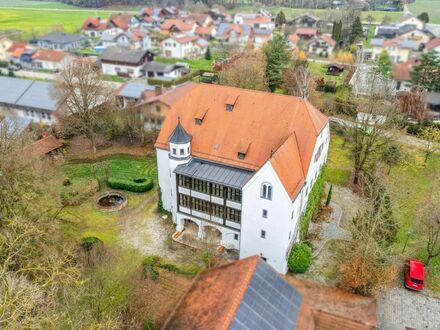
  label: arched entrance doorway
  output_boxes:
[203,225,222,245]
[183,219,199,236]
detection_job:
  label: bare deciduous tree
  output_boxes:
[397,87,428,124]
[57,62,113,153]
[219,50,268,91]
[282,62,314,98]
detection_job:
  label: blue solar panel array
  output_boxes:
[229,261,302,330]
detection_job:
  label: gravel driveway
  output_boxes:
[377,288,440,330]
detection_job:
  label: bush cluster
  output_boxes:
[147,70,201,87]
[288,243,313,273]
[299,166,326,240]
[107,177,154,193]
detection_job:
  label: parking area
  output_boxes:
[377,288,440,330]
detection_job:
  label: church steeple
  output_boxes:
[169,117,192,144]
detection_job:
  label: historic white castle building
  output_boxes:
[155,84,329,273]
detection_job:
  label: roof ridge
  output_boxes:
[14,79,35,106]
[221,256,260,329]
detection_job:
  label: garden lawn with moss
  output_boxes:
[308,62,348,85]
[326,133,352,186]
[60,155,157,244]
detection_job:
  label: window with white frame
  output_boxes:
[261,182,272,200]
[262,209,268,218]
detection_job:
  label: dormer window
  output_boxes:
[195,108,208,125]
[225,94,238,112]
[237,152,245,160]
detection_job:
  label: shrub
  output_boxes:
[107,177,154,193]
[300,166,326,240]
[142,255,161,281]
[288,243,313,273]
[81,236,103,252]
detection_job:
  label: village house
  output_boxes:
[295,27,318,40]
[371,37,417,63]
[163,256,377,329]
[138,82,195,131]
[155,84,329,274]
[398,25,432,49]
[0,76,63,125]
[0,37,13,62]
[194,26,216,40]
[31,49,73,72]
[160,19,197,35]
[186,13,212,27]
[288,34,300,48]
[81,17,111,37]
[143,61,190,80]
[215,23,252,47]
[100,47,153,78]
[288,12,320,27]
[99,30,152,50]
[307,34,336,56]
[252,29,272,48]
[35,32,87,51]
[115,82,156,108]
[161,35,206,59]
[393,59,418,92]
[397,14,425,30]
[233,13,274,30]
[108,13,132,31]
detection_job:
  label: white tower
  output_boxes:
[167,117,192,227]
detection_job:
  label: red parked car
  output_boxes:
[404,259,425,291]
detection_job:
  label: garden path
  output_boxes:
[309,202,351,257]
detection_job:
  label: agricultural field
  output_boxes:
[408,0,440,24]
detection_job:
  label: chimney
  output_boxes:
[155,85,162,96]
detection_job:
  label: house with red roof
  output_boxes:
[81,17,109,37]
[233,13,274,30]
[215,23,253,47]
[393,59,419,92]
[295,27,318,40]
[307,33,337,56]
[31,49,73,72]
[108,13,132,32]
[160,19,197,35]
[155,83,329,274]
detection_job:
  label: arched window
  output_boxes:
[261,182,273,200]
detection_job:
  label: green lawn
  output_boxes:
[327,130,440,294]
[308,62,348,84]
[61,156,157,244]
[156,51,224,71]
[408,0,440,24]
[0,0,76,9]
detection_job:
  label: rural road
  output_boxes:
[377,287,440,330]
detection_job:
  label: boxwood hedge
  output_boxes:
[107,177,154,193]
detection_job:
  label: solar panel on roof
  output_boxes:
[231,260,302,330]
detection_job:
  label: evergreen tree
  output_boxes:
[275,10,286,27]
[331,20,343,45]
[263,33,291,92]
[411,51,440,92]
[325,184,333,207]
[348,16,364,44]
[417,12,430,23]
[376,50,392,78]
[205,46,212,60]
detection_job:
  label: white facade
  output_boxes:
[33,56,72,72]
[156,122,330,274]
[398,16,425,30]
[101,62,144,77]
[0,106,55,125]
[161,37,202,58]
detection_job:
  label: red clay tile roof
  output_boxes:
[25,135,62,159]
[169,35,199,44]
[163,256,260,330]
[164,257,377,330]
[6,42,27,57]
[426,37,440,50]
[155,83,328,200]
[109,13,132,31]
[393,59,419,81]
[295,27,318,36]
[195,26,213,35]
[243,15,272,24]
[220,24,245,37]
[32,49,66,62]
[320,34,337,47]
[160,19,195,33]
[288,34,300,44]
[140,82,196,107]
[82,17,107,31]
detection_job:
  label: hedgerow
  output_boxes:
[107,177,154,193]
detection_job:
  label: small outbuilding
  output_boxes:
[326,63,344,76]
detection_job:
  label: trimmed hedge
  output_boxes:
[299,166,326,240]
[288,243,313,273]
[107,177,154,193]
